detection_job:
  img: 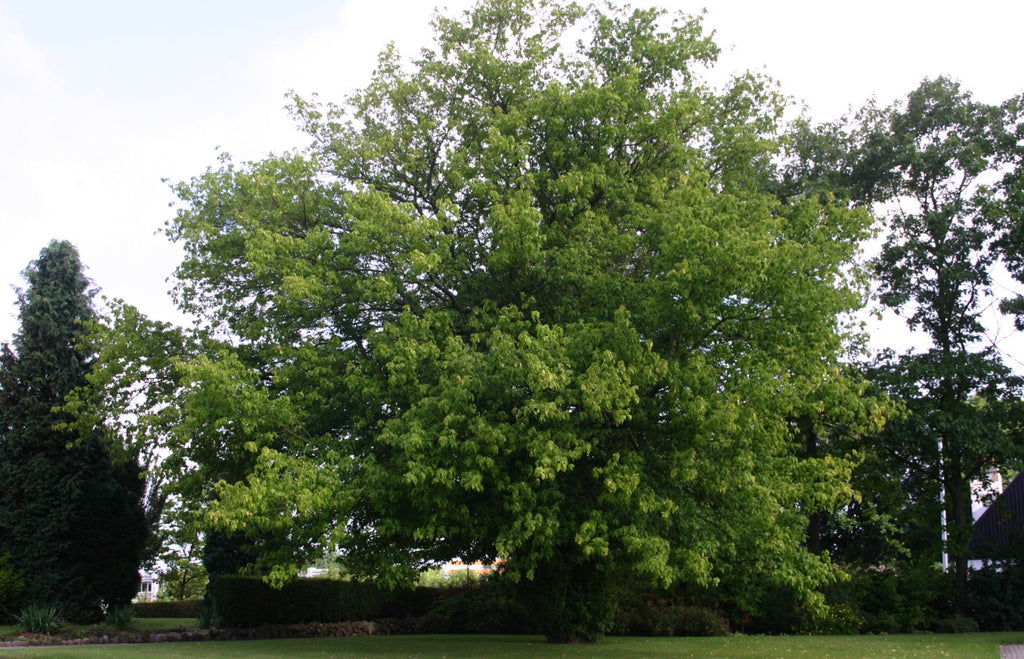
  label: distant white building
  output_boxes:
[299,566,329,578]
[135,571,160,602]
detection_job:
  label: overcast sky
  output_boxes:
[2,0,1023,361]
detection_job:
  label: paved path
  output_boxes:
[1002,645,1024,658]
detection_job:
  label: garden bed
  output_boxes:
[0,617,422,648]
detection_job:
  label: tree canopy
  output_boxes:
[784,77,1024,614]
[84,0,882,640]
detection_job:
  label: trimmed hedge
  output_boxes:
[207,576,442,628]
[135,599,204,618]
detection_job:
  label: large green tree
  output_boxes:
[787,78,1024,613]
[0,241,148,623]
[97,0,876,640]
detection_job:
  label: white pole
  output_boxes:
[939,437,948,573]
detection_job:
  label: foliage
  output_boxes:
[13,603,62,634]
[418,567,483,588]
[156,563,208,603]
[516,560,618,642]
[0,241,148,623]
[784,77,1024,612]
[991,91,1024,324]
[135,599,204,619]
[61,300,214,568]
[863,79,1023,613]
[104,604,136,630]
[206,575,440,628]
[937,615,981,634]
[196,604,223,630]
[822,564,954,634]
[101,0,878,643]
[153,507,209,601]
[0,554,25,621]
[970,560,1024,631]
[426,580,533,635]
[612,590,728,637]
[795,602,864,635]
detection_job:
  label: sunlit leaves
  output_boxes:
[141,0,885,637]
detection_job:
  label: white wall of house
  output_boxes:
[135,571,160,603]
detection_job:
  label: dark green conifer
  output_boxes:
[0,241,147,622]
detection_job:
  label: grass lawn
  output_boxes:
[1,633,1024,658]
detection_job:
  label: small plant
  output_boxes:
[104,603,136,629]
[14,603,62,634]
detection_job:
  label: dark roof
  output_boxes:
[971,473,1024,559]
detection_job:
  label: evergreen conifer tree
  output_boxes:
[0,240,147,623]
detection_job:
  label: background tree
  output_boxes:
[153,506,209,601]
[0,241,148,623]
[63,297,295,582]
[786,78,1023,614]
[106,0,878,641]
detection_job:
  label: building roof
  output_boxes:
[971,472,1024,559]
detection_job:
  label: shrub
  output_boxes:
[613,596,728,637]
[803,563,957,634]
[936,615,980,633]
[14,604,62,634]
[969,560,1024,631]
[134,599,204,618]
[672,605,730,636]
[428,580,533,634]
[796,602,864,635]
[838,564,953,634]
[104,604,136,629]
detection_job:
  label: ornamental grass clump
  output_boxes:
[104,603,136,629]
[14,603,62,634]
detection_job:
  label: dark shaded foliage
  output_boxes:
[0,241,147,622]
[206,575,441,628]
[135,599,204,618]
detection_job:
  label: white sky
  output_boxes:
[2,0,1023,363]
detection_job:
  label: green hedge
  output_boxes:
[134,599,204,618]
[207,576,442,628]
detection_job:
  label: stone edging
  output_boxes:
[0,617,420,648]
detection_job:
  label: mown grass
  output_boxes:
[1,633,1024,659]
